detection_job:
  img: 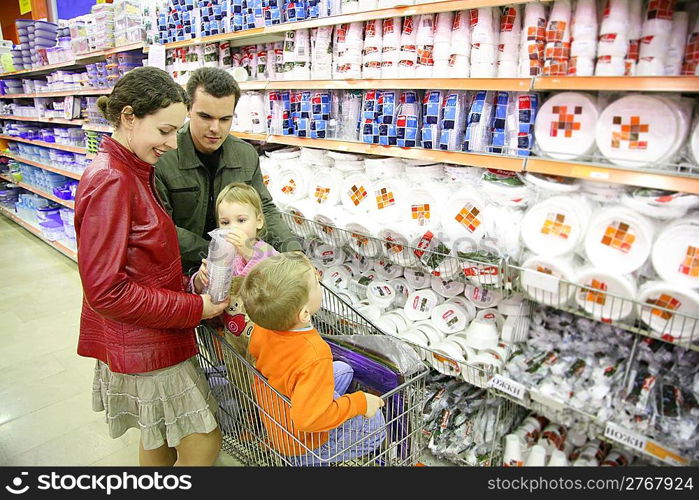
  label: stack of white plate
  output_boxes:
[534,92,599,161]
[652,217,699,289]
[521,195,592,257]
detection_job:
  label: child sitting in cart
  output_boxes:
[191,182,278,359]
[239,252,387,465]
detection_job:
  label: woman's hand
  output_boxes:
[200,294,230,320]
[193,259,209,293]
[224,228,255,262]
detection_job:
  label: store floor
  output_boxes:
[0,217,239,466]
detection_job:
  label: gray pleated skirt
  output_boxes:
[92,356,218,450]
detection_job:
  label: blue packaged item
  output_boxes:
[420,90,443,150]
[378,90,398,146]
[462,90,494,153]
[284,1,307,22]
[488,91,509,155]
[263,0,283,25]
[307,0,321,18]
[512,93,538,156]
[360,90,382,144]
[395,90,421,148]
[439,91,468,151]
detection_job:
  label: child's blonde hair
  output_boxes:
[240,252,316,331]
[216,182,266,235]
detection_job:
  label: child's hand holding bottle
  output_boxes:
[193,259,209,294]
[224,227,255,262]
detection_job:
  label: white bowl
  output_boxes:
[430,302,470,335]
[574,267,637,322]
[463,318,500,350]
[637,281,699,342]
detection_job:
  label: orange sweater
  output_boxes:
[249,324,367,456]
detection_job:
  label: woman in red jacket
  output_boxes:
[74,67,229,466]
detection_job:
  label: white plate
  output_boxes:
[440,189,491,241]
[596,94,678,168]
[312,212,349,246]
[574,267,637,322]
[691,117,699,165]
[372,177,409,224]
[534,92,599,160]
[307,168,342,207]
[377,225,420,267]
[266,147,300,159]
[340,174,376,214]
[327,150,363,161]
[520,172,580,193]
[584,205,654,274]
[401,183,450,231]
[346,220,383,257]
[637,281,699,341]
[520,196,590,257]
[652,221,699,289]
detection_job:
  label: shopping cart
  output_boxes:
[195,284,429,466]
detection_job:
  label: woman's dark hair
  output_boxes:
[96,66,190,128]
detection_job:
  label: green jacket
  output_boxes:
[154,123,301,272]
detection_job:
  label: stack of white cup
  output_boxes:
[665,11,689,76]
[471,7,500,77]
[448,10,471,78]
[398,16,419,77]
[595,0,629,76]
[637,0,676,76]
[334,22,364,79]
[381,17,402,78]
[432,12,453,78]
[282,29,311,80]
[362,19,383,79]
[569,0,597,76]
[311,26,334,79]
[682,16,699,75]
[497,5,522,77]
[623,0,643,75]
[415,14,436,78]
[543,0,572,76]
[518,2,546,76]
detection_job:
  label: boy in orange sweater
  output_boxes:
[239,252,386,465]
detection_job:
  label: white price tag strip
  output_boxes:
[529,389,566,411]
[488,375,527,401]
[522,268,561,295]
[604,422,688,465]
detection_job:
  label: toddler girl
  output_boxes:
[192,182,278,356]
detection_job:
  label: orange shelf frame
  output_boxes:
[0,89,112,99]
[525,157,699,194]
[534,76,699,93]
[1,151,82,180]
[0,206,77,262]
[232,132,525,171]
[0,135,87,154]
[82,123,114,133]
[0,115,83,126]
[0,173,75,209]
[254,78,533,91]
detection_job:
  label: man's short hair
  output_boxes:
[186,67,241,106]
[239,252,315,331]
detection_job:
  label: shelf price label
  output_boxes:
[604,422,688,465]
[488,375,527,401]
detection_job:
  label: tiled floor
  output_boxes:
[0,216,239,466]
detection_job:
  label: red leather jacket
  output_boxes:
[75,137,203,374]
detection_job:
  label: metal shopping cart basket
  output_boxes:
[195,283,429,466]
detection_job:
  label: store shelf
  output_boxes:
[0,115,83,126]
[82,123,113,133]
[74,42,145,62]
[0,173,75,209]
[1,151,82,180]
[0,135,87,154]
[0,43,145,79]
[233,132,526,170]
[147,0,534,51]
[488,376,692,466]
[252,78,534,91]
[534,76,699,93]
[0,88,112,99]
[525,157,699,195]
[0,205,77,262]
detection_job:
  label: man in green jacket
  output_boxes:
[155,67,301,273]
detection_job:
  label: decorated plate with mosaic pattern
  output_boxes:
[637,281,699,341]
[574,266,637,322]
[534,92,599,160]
[652,219,699,289]
[340,173,376,214]
[583,205,655,274]
[440,189,492,242]
[521,195,592,257]
[595,94,679,168]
